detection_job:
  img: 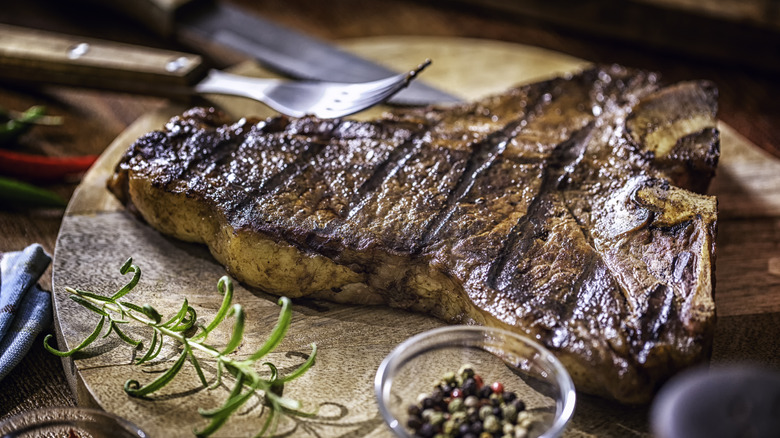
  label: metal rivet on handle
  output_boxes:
[67,43,90,59]
[166,56,192,72]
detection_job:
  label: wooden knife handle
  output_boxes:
[0,24,205,96]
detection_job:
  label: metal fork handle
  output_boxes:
[193,69,276,102]
[0,23,204,96]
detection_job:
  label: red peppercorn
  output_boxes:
[490,381,504,394]
[474,374,484,389]
[451,388,463,398]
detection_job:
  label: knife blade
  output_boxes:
[78,0,462,106]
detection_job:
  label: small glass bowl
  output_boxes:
[375,325,576,438]
[0,407,147,438]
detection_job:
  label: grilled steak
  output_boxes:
[107,65,719,403]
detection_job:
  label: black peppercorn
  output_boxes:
[470,420,483,434]
[462,377,477,396]
[477,385,493,399]
[417,422,435,438]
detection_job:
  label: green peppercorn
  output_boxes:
[503,422,515,435]
[479,405,493,420]
[518,411,533,428]
[429,411,445,427]
[502,403,518,423]
[448,397,464,413]
[441,419,453,436]
[484,414,500,433]
[458,364,475,381]
[451,411,467,423]
[442,371,456,384]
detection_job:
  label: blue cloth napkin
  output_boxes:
[0,244,52,381]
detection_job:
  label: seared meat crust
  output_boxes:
[108,65,719,403]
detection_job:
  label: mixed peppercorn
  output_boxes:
[405,365,539,438]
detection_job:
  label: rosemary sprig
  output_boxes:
[44,258,316,437]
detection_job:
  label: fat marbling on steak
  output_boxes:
[107,65,719,403]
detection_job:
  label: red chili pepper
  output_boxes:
[0,148,98,182]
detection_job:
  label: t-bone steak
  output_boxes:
[107,65,719,403]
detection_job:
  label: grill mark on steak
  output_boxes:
[230,128,338,226]
[488,122,595,290]
[344,136,424,221]
[419,81,555,248]
[418,119,526,249]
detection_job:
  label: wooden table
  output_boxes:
[2,0,779,432]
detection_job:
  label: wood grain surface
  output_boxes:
[48,37,780,437]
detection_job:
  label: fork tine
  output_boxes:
[313,60,434,117]
[195,60,434,118]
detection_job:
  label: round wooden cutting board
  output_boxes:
[51,37,780,438]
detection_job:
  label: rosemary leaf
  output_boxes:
[136,329,159,364]
[221,304,245,355]
[184,340,208,387]
[279,343,317,383]
[209,361,225,390]
[108,320,143,348]
[124,349,189,397]
[119,301,146,314]
[246,297,291,362]
[43,315,106,357]
[143,304,162,324]
[195,383,257,437]
[199,373,246,418]
[112,258,140,300]
[161,298,190,328]
[254,402,280,438]
[171,306,197,332]
[194,276,234,342]
[69,295,109,317]
[263,362,279,382]
[70,287,113,302]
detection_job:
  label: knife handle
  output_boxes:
[0,24,205,96]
